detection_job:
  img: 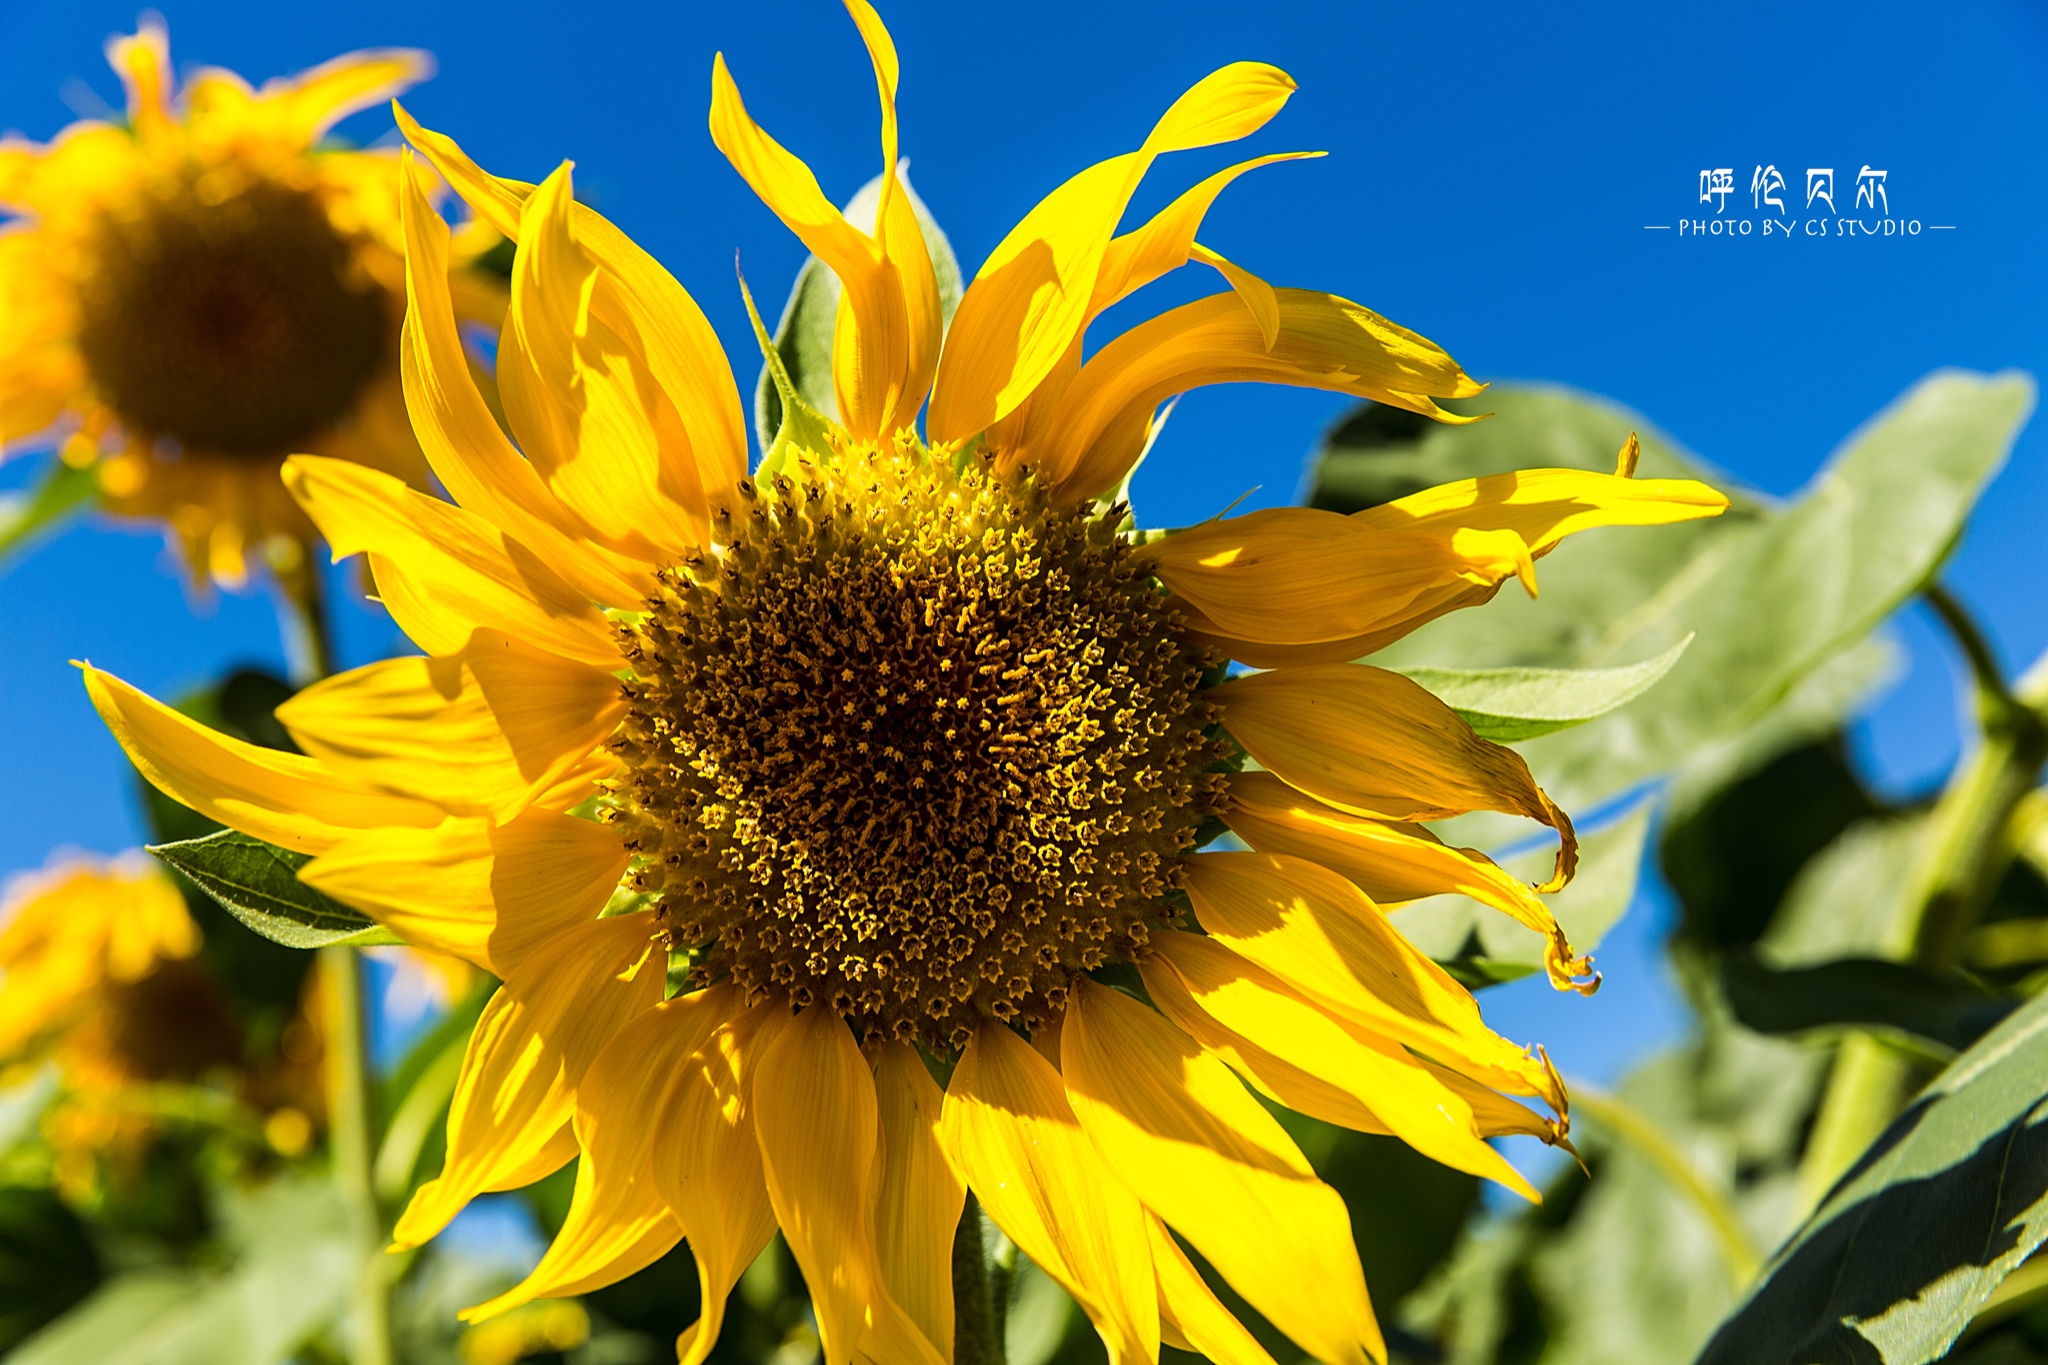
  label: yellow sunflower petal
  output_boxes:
[940,1021,1159,1364]
[498,163,709,561]
[1225,770,1593,992]
[1181,852,1565,1111]
[1143,933,1538,1198]
[1062,980,1383,1365]
[397,117,748,508]
[1042,288,1483,502]
[1147,1217,1277,1365]
[105,21,173,143]
[282,455,617,668]
[1147,465,1727,649]
[651,999,780,1365]
[81,666,442,855]
[1211,662,1577,888]
[298,809,626,976]
[750,1005,942,1365]
[464,1155,680,1321]
[1095,154,1319,317]
[269,48,433,143]
[395,151,655,606]
[276,633,624,820]
[468,988,736,1321]
[873,1041,965,1362]
[392,914,663,1249]
[928,62,1297,444]
[708,32,932,444]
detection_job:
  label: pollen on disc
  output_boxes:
[605,442,1228,1049]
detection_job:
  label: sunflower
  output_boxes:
[83,5,1727,1361]
[0,852,281,1196]
[0,19,500,587]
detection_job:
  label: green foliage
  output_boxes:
[0,1186,102,1351]
[1323,374,2034,814]
[752,167,964,452]
[7,1177,354,1365]
[1394,634,1693,743]
[147,828,398,951]
[0,456,96,570]
[1700,991,2048,1365]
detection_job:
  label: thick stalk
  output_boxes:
[953,1193,1007,1365]
[323,945,393,1365]
[1797,587,2048,1202]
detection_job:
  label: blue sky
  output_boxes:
[3,0,2044,1084]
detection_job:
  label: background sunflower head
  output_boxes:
[0,19,504,588]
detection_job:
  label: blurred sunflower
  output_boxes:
[83,3,1727,1362]
[0,852,305,1199]
[0,19,502,587]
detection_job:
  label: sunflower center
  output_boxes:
[74,175,389,456]
[608,444,1225,1048]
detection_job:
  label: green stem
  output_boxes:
[1568,1081,1762,1286]
[276,538,336,685]
[953,1193,1007,1365]
[1798,585,2048,1202]
[323,945,393,1365]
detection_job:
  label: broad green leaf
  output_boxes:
[1392,801,1651,986]
[1720,951,2021,1055]
[1398,635,1693,743]
[9,1177,354,1365]
[1350,373,2034,811]
[0,456,95,569]
[1697,989,2048,1365]
[147,828,400,950]
[752,166,964,451]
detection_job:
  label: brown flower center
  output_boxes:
[607,445,1226,1048]
[74,175,389,456]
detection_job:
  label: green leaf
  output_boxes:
[1720,950,2022,1054]
[8,1177,354,1365]
[0,456,96,569]
[1397,635,1693,742]
[1698,989,2048,1365]
[146,829,399,950]
[1392,801,1651,986]
[752,166,964,452]
[1349,373,2034,812]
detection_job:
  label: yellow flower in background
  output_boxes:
[83,4,1729,1362]
[0,852,252,1195]
[0,851,201,1061]
[0,20,500,586]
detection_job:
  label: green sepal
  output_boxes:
[1395,634,1693,743]
[739,267,835,482]
[751,165,964,455]
[147,829,401,951]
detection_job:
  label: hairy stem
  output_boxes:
[323,945,393,1365]
[953,1193,1007,1365]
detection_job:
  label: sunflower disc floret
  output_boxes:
[607,442,1227,1048]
